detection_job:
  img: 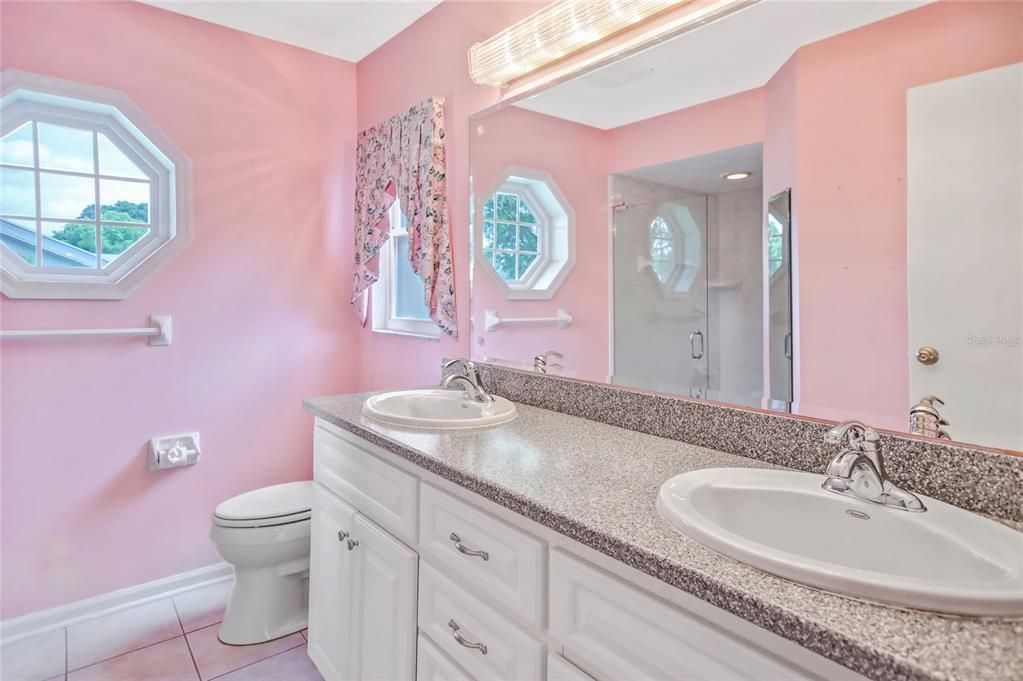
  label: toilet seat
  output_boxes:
[213,481,313,529]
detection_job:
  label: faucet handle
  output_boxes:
[824,420,881,452]
[442,358,468,371]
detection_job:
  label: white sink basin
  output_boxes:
[363,389,517,429]
[657,468,1023,616]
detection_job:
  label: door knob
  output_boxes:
[915,346,939,365]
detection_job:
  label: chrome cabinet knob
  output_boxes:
[347,537,359,551]
[337,530,348,542]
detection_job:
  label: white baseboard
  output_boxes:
[1,562,233,645]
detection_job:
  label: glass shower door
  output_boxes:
[612,195,709,396]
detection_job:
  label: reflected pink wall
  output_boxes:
[0,1,357,617]
[608,88,766,174]
[352,1,547,391]
[471,107,611,378]
[792,0,1023,428]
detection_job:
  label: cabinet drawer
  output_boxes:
[420,484,546,626]
[313,419,418,544]
[420,561,544,681]
[549,550,817,681]
[417,634,475,681]
[547,654,595,681]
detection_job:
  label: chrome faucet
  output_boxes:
[822,421,926,512]
[440,359,494,403]
[533,351,564,374]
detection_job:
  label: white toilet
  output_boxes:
[210,481,313,645]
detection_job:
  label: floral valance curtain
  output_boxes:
[352,96,456,337]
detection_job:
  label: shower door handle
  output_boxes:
[784,333,793,360]
[689,330,705,360]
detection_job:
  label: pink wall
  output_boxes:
[352,0,547,391]
[0,1,357,617]
[471,106,611,379]
[791,0,1023,428]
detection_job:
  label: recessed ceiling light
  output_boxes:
[721,171,753,181]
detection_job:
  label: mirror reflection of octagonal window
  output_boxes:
[647,205,701,295]
[476,166,574,300]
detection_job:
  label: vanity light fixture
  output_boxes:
[721,171,753,180]
[468,0,756,87]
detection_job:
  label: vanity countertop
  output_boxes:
[303,393,1023,681]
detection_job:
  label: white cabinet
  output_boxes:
[308,419,865,681]
[547,654,595,681]
[420,483,546,627]
[308,482,418,681]
[417,635,475,681]
[419,562,545,681]
[549,549,818,681]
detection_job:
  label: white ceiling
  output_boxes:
[139,0,442,62]
[619,143,763,195]
[516,0,933,129]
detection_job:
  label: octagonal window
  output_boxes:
[1,70,191,299]
[476,166,574,300]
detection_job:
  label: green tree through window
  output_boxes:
[50,201,148,255]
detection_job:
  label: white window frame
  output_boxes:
[475,166,575,300]
[371,201,441,340]
[0,70,192,299]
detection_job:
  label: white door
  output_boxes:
[349,512,419,681]
[307,484,358,680]
[907,62,1023,450]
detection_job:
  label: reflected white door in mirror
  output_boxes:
[306,419,867,681]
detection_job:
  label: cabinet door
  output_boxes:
[350,512,419,680]
[307,484,358,680]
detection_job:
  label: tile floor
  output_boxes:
[1,581,323,681]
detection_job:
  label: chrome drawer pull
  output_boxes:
[448,619,487,655]
[449,532,489,561]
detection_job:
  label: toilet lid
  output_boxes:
[214,481,313,523]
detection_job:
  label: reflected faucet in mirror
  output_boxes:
[909,396,950,440]
[533,351,564,374]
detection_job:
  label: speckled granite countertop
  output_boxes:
[304,393,1023,681]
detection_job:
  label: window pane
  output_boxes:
[41,221,96,268]
[483,249,495,265]
[1,166,37,216]
[1,123,35,167]
[101,224,149,267]
[482,220,495,249]
[483,198,495,220]
[496,193,517,220]
[650,216,670,238]
[98,133,147,179]
[493,251,515,280]
[518,224,538,252]
[495,222,516,249]
[517,200,537,224]
[517,252,538,278]
[99,179,149,222]
[37,123,94,174]
[0,217,38,265]
[393,235,431,320]
[39,171,95,220]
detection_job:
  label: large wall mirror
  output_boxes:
[468,0,1022,454]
